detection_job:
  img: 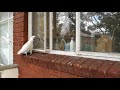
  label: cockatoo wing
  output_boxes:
[17,43,31,55]
[17,35,35,55]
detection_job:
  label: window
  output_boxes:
[52,12,76,52]
[0,12,13,65]
[28,12,120,61]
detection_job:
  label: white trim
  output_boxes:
[49,12,53,51]
[49,50,77,56]
[8,13,14,65]
[33,49,46,53]
[76,12,80,53]
[44,12,47,51]
[28,12,32,39]
[28,12,47,52]
[77,51,120,61]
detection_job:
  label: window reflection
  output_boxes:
[53,12,76,52]
[80,12,120,53]
[32,12,44,50]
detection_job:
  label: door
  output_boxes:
[0,12,13,65]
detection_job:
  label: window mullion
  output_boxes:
[49,12,53,51]
[44,12,46,51]
[76,12,80,53]
[28,12,32,39]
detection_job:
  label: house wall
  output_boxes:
[13,12,120,78]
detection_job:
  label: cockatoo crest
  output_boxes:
[17,36,36,55]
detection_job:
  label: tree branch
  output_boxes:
[90,18,104,34]
[93,16,106,34]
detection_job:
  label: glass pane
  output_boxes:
[46,12,49,49]
[9,19,13,64]
[80,12,120,53]
[53,12,76,52]
[32,12,44,50]
[0,12,8,21]
[0,21,9,65]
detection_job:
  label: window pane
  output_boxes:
[46,12,49,49]
[32,12,44,50]
[80,12,120,53]
[0,21,9,65]
[53,12,76,52]
[0,12,8,21]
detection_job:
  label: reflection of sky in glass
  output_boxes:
[82,12,107,34]
[57,12,75,36]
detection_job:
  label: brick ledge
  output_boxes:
[21,52,120,78]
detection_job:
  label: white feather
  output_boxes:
[17,36,35,55]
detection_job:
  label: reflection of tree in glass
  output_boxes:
[81,12,120,52]
[56,12,76,43]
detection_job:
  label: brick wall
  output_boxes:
[13,12,120,78]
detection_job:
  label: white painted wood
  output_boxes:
[8,13,14,65]
[77,51,120,61]
[49,50,77,56]
[28,12,32,39]
[44,12,47,51]
[76,12,80,53]
[49,12,53,51]
[9,18,13,64]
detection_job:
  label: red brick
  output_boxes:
[14,12,24,15]
[31,53,41,65]
[13,40,24,46]
[73,58,87,76]
[14,17,24,24]
[98,60,115,78]
[60,72,77,78]
[14,46,22,51]
[43,68,50,78]
[22,55,29,63]
[66,56,80,74]
[77,76,84,78]
[46,54,58,69]
[54,55,68,71]
[48,69,61,78]
[50,55,63,70]
[108,61,120,78]
[14,22,24,28]
[15,32,26,37]
[14,13,24,20]
[45,54,57,69]
[89,60,106,78]
[33,53,41,65]
[30,54,38,65]
[37,53,50,67]
[13,27,24,33]
[61,57,72,72]
[80,59,96,78]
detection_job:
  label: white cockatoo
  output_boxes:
[17,36,36,55]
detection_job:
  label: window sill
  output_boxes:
[21,52,120,78]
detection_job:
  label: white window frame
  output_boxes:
[28,12,47,52]
[0,12,13,65]
[28,12,120,61]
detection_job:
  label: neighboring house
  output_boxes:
[3,12,120,78]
